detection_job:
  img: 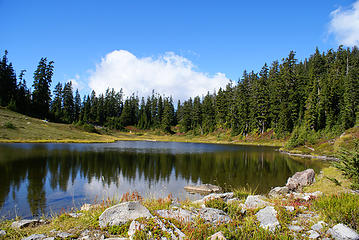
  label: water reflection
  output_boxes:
[0,141,324,218]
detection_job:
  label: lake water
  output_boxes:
[0,141,325,218]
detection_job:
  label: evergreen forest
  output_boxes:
[1,47,358,148]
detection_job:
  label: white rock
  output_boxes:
[21,234,46,240]
[268,186,290,198]
[12,219,40,229]
[307,230,320,239]
[57,232,72,238]
[328,224,359,240]
[288,225,303,232]
[156,208,193,223]
[128,220,144,238]
[184,184,222,194]
[311,221,327,232]
[255,206,280,232]
[244,195,270,209]
[284,206,295,212]
[198,208,231,224]
[99,201,152,228]
[209,231,226,240]
[202,192,234,202]
[0,230,6,236]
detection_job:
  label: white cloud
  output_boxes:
[67,74,85,91]
[88,50,229,100]
[329,1,359,46]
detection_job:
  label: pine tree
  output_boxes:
[51,82,63,122]
[74,89,81,122]
[0,50,17,107]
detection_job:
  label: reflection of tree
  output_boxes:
[0,143,324,217]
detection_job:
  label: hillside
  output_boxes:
[0,107,117,143]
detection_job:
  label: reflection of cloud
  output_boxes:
[88,50,229,100]
[329,1,359,46]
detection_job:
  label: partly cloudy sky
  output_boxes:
[88,50,229,100]
[329,0,359,46]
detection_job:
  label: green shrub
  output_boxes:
[204,198,227,212]
[233,185,257,200]
[3,121,16,129]
[83,123,98,133]
[332,143,359,189]
[313,193,359,230]
[108,221,131,236]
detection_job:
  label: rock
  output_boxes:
[307,230,320,239]
[268,186,290,198]
[43,238,55,240]
[99,201,152,228]
[21,234,46,240]
[284,206,295,212]
[209,231,226,240]
[328,224,359,240]
[184,184,222,194]
[288,225,303,232]
[12,219,40,229]
[68,212,83,218]
[81,203,101,211]
[105,238,129,240]
[0,230,6,236]
[226,198,239,204]
[156,208,193,223]
[244,195,270,209]
[202,192,234,202]
[153,217,186,240]
[311,221,327,232]
[286,169,315,191]
[255,206,280,232]
[57,232,72,238]
[128,220,145,238]
[198,208,231,224]
[299,206,307,211]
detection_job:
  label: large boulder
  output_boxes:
[286,169,315,191]
[198,208,231,224]
[255,206,280,232]
[99,201,152,228]
[184,184,222,194]
[327,224,359,240]
[156,208,194,223]
[244,195,271,209]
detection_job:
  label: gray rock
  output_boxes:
[21,234,46,240]
[198,208,231,224]
[255,206,280,232]
[153,217,185,240]
[209,231,226,240]
[202,192,234,202]
[12,219,40,229]
[99,201,152,228]
[57,232,72,238]
[311,221,327,232]
[43,238,55,240]
[268,186,290,198]
[288,225,303,232]
[156,208,193,223]
[328,224,359,240]
[286,169,315,191]
[80,203,101,211]
[244,195,270,209]
[68,212,83,218]
[128,220,144,238]
[184,184,222,194]
[105,238,129,240]
[0,230,6,237]
[307,230,320,239]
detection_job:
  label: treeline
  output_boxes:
[1,47,358,144]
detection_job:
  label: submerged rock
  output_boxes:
[286,169,315,191]
[99,201,152,228]
[327,224,359,240]
[184,184,222,194]
[255,206,280,232]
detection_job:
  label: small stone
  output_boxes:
[156,208,193,223]
[255,206,280,232]
[21,234,46,240]
[328,223,359,240]
[209,231,226,240]
[311,221,327,232]
[68,212,83,218]
[57,232,72,238]
[198,208,231,224]
[0,230,6,236]
[268,186,290,198]
[128,220,144,237]
[284,206,295,212]
[43,238,55,240]
[288,225,303,232]
[299,206,307,211]
[307,230,320,239]
[202,192,234,202]
[12,219,40,229]
[244,195,270,209]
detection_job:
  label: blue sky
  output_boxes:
[1,0,358,100]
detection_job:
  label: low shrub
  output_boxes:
[233,185,257,200]
[312,193,359,230]
[204,198,227,212]
[108,221,131,236]
[3,121,16,129]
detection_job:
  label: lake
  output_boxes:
[0,141,325,218]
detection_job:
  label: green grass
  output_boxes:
[313,193,359,231]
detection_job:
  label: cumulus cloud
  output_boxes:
[67,74,85,90]
[329,1,359,46]
[88,50,229,100]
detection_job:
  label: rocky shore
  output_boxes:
[1,169,358,240]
